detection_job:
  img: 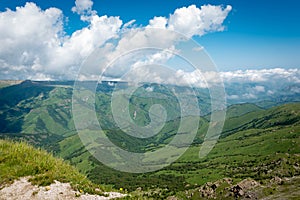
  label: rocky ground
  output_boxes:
[176,176,300,199]
[0,177,127,200]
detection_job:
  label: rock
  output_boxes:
[45,186,51,191]
[95,188,101,192]
[166,196,178,200]
[230,179,260,198]
[75,191,81,197]
[211,183,218,191]
[206,182,213,187]
[237,179,259,190]
[199,186,214,198]
[238,189,244,196]
[223,178,232,184]
[273,176,283,185]
[230,184,243,197]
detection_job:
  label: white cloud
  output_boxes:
[222,68,300,101]
[146,68,300,89]
[174,69,208,87]
[0,1,232,80]
[290,86,300,93]
[72,0,93,13]
[145,86,154,92]
[71,0,95,21]
[221,68,300,83]
[253,85,265,92]
[146,4,232,38]
[0,2,122,80]
[226,94,239,100]
[107,81,115,86]
[148,17,167,29]
[0,2,64,79]
[57,14,122,59]
[267,90,274,95]
[123,19,136,29]
[242,93,257,99]
[167,4,232,37]
[100,4,232,81]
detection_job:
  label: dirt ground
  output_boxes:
[0,177,127,200]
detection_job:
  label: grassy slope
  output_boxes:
[225,103,264,118]
[0,139,109,195]
[22,87,73,135]
[0,82,76,152]
[222,103,300,137]
[177,122,300,183]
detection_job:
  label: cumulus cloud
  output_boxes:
[71,3,232,81]
[167,5,232,37]
[0,2,122,80]
[147,4,232,37]
[71,0,95,21]
[0,1,232,80]
[72,0,93,13]
[0,3,64,80]
[148,17,167,29]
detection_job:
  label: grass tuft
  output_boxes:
[0,139,106,195]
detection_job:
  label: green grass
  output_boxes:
[166,126,300,191]
[225,103,264,118]
[0,139,109,195]
[58,134,94,174]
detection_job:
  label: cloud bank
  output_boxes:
[222,68,300,101]
[221,68,300,83]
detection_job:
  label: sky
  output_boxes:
[0,0,299,81]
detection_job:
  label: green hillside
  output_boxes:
[222,103,300,137]
[0,81,208,153]
[0,139,109,195]
[55,103,300,199]
[0,80,22,88]
[225,103,264,118]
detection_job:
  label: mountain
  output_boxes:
[0,80,299,199]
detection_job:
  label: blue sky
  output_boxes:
[0,0,299,80]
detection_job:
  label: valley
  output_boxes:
[0,80,299,199]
